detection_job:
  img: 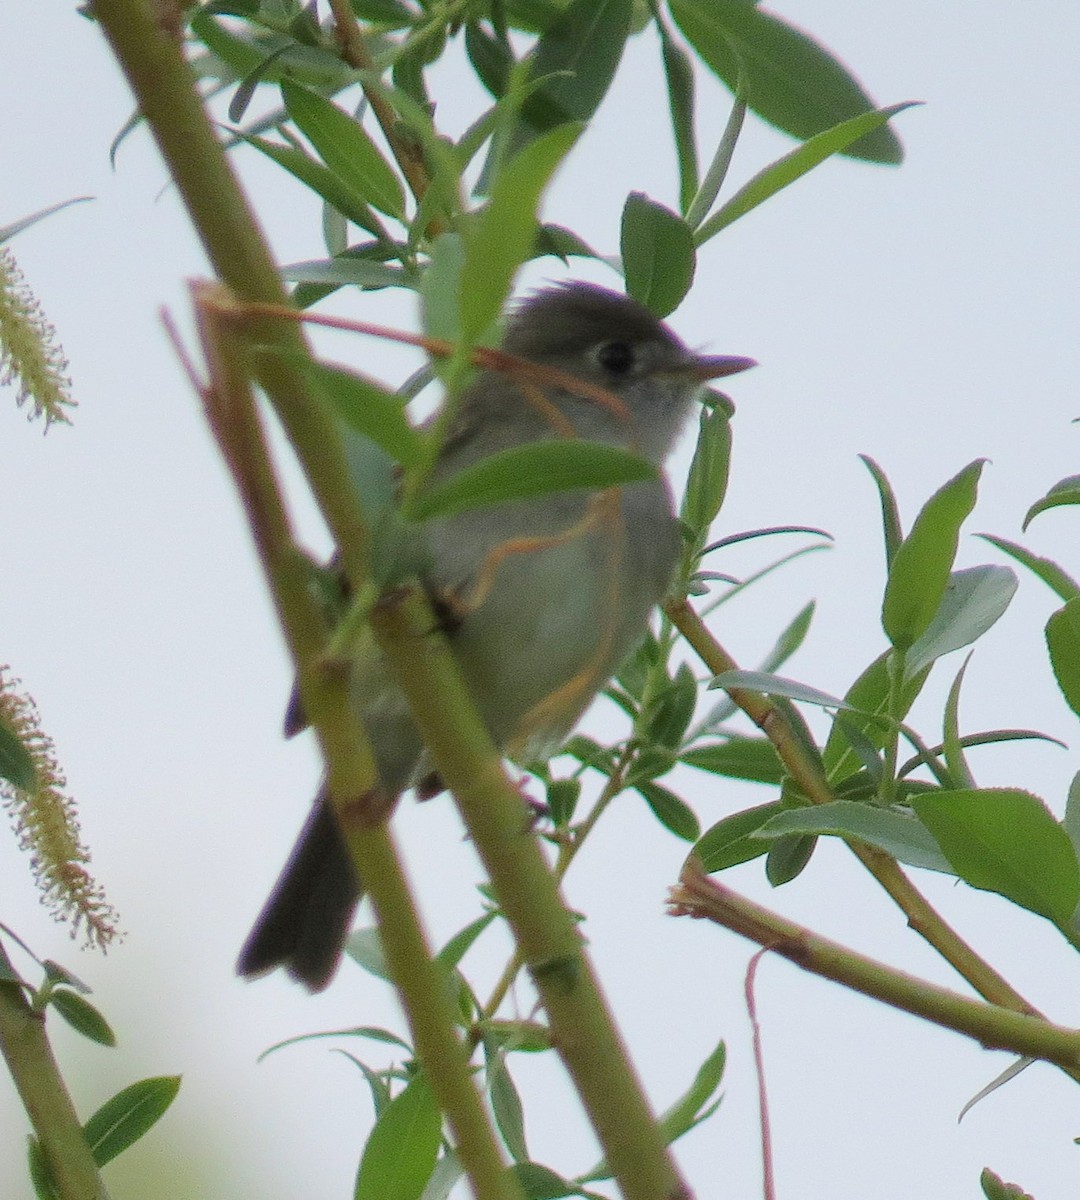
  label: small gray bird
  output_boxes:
[238,282,754,990]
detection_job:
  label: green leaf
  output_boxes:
[239,133,383,234]
[0,197,92,246]
[977,534,1080,603]
[860,454,903,569]
[709,670,851,711]
[354,1074,441,1200]
[266,352,424,467]
[192,13,352,90]
[657,1039,726,1145]
[1022,474,1080,531]
[509,1161,579,1198]
[1047,598,1080,719]
[521,0,633,132]
[695,801,784,871]
[258,1025,412,1062]
[0,717,36,791]
[643,662,698,749]
[821,652,929,780]
[911,789,1080,925]
[680,405,732,536]
[26,1138,58,1200]
[546,777,581,826]
[351,0,414,24]
[409,439,655,521]
[531,223,599,263]
[466,22,514,98]
[637,782,700,842]
[620,192,696,317]
[905,565,1018,680]
[280,257,413,291]
[459,122,582,343]
[758,601,816,674]
[764,832,816,885]
[882,460,985,651]
[487,1052,528,1162]
[656,11,699,215]
[754,801,953,873]
[436,912,497,972]
[1063,771,1080,862]
[83,1076,181,1167]
[941,656,976,790]
[681,739,783,785]
[282,80,406,219]
[669,0,904,163]
[980,1167,1035,1200]
[48,990,116,1047]
[697,103,916,243]
[345,926,391,979]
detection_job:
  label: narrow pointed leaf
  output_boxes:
[239,133,382,234]
[263,351,424,467]
[487,1053,528,1162]
[977,534,1080,603]
[282,80,406,219]
[83,1076,181,1166]
[755,802,953,873]
[697,103,916,243]
[882,460,985,650]
[657,1040,726,1145]
[1046,598,1080,718]
[669,0,904,163]
[905,565,1018,680]
[656,12,699,214]
[355,1074,441,1200]
[637,782,700,842]
[459,122,582,343]
[409,440,654,521]
[681,405,732,536]
[681,738,783,785]
[695,801,784,871]
[911,788,1080,925]
[709,670,851,711]
[822,652,929,780]
[1022,474,1080,530]
[521,0,633,132]
[48,990,116,1047]
[765,832,816,884]
[860,454,903,568]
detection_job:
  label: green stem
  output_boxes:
[676,861,1080,1073]
[0,943,109,1200]
[194,299,520,1200]
[666,596,1057,1023]
[373,585,689,1200]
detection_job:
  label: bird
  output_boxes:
[237,281,754,990]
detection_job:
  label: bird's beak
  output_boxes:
[684,353,758,381]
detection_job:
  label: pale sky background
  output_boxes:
[3,3,1080,1198]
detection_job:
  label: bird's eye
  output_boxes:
[595,340,636,375]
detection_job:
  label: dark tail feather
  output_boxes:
[237,799,360,992]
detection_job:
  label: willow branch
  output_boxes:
[0,943,108,1200]
[373,584,690,1200]
[191,290,520,1200]
[665,595,1046,1019]
[326,0,436,219]
[673,859,1080,1072]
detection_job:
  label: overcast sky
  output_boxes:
[3,3,1080,1198]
